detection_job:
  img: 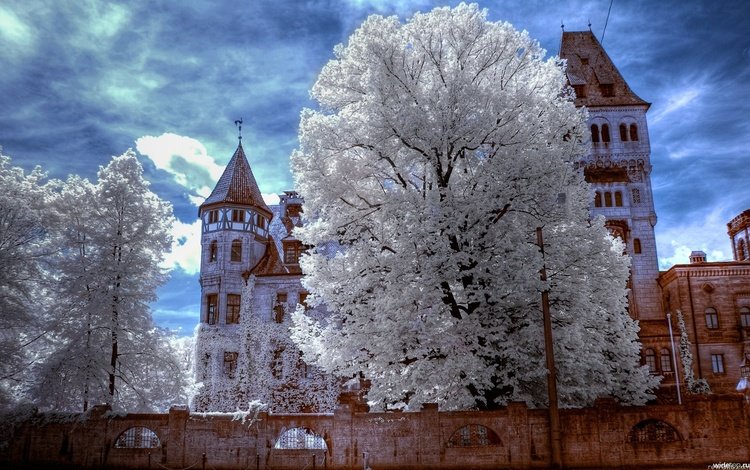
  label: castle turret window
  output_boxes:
[206,294,218,325]
[208,210,219,224]
[590,124,600,143]
[274,292,287,323]
[705,308,719,329]
[231,209,245,223]
[615,191,623,207]
[601,124,611,142]
[619,123,628,142]
[604,192,612,207]
[659,348,672,372]
[594,191,602,207]
[209,240,218,262]
[630,124,639,141]
[231,239,242,262]
[633,238,642,254]
[738,238,747,261]
[226,294,241,324]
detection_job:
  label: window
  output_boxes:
[631,188,641,205]
[619,123,628,142]
[630,123,639,141]
[740,307,750,328]
[274,427,327,450]
[738,239,747,261]
[600,84,614,97]
[114,427,160,448]
[447,425,502,447]
[614,191,623,207]
[206,294,218,325]
[659,348,672,372]
[604,192,613,207]
[272,348,285,379]
[224,352,238,378]
[601,124,611,142]
[299,291,309,310]
[231,209,245,223]
[283,241,304,264]
[711,354,725,374]
[644,349,657,373]
[594,191,602,207]
[629,420,680,443]
[274,292,287,323]
[705,308,719,329]
[231,239,242,262]
[590,124,600,143]
[209,240,218,262]
[257,217,266,229]
[633,238,642,254]
[208,210,219,224]
[226,294,240,324]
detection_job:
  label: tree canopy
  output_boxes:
[291,4,657,410]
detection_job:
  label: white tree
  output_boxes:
[28,151,187,411]
[0,153,51,405]
[290,4,657,410]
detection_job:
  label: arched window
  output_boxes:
[629,420,680,443]
[274,427,327,450]
[619,123,628,141]
[114,427,160,448]
[630,124,639,141]
[604,192,613,207]
[659,348,672,372]
[633,239,642,254]
[209,240,218,262]
[591,124,600,143]
[615,191,623,207]
[594,191,602,207]
[601,124,611,143]
[705,308,719,329]
[447,424,502,447]
[740,307,750,328]
[231,239,242,262]
[631,188,641,205]
[738,238,747,261]
[644,349,657,373]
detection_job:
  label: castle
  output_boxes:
[192,31,750,412]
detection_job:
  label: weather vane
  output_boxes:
[588,19,592,31]
[560,20,565,32]
[234,118,243,141]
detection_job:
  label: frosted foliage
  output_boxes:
[290,4,657,410]
[26,151,188,412]
[192,276,338,413]
[676,311,710,394]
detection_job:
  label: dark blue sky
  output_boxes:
[2,1,749,334]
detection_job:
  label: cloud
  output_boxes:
[650,87,700,124]
[656,206,734,269]
[0,6,34,53]
[162,218,203,275]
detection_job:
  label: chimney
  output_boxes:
[689,250,707,264]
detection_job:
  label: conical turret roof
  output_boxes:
[199,143,272,217]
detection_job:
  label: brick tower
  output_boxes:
[560,31,661,320]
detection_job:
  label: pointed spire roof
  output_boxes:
[199,143,272,217]
[559,31,650,109]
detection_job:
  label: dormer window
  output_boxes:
[283,240,304,264]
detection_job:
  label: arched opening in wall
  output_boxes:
[738,238,747,261]
[619,123,628,141]
[209,240,218,262]
[604,192,613,207]
[630,124,639,141]
[594,191,602,207]
[629,419,681,443]
[615,191,623,207]
[644,349,657,373]
[231,239,242,262]
[633,238,642,254]
[114,427,161,448]
[601,124,611,143]
[447,424,502,447]
[705,307,719,329]
[591,124,600,143]
[659,348,672,372]
[274,427,327,450]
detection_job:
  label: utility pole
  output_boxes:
[536,226,563,469]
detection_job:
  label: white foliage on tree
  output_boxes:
[290,4,657,410]
[27,151,188,412]
[675,310,710,395]
[192,275,338,413]
[0,153,51,405]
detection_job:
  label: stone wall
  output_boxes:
[3,395,749,469]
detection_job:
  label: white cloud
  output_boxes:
[651,87,700,124]
[656,207,734,269]
[0,6,35,55]
[163,218,203,275]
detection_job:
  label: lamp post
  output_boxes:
[536,226,562,470]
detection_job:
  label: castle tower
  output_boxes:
[560,31,661,319]
[728,209,750,261]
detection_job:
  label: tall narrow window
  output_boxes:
[711,354,725,374]
[738,239,747,261]
[619,123,628,141]
[299,291,309,310]
[208,210,219,224]
[633,238,642,254]
[209,240,218,262]
[604,192,613,207]
[231,209,245,223]
[615,191,623,207]
[284,241,302,264]
[226,294,241,324]
[705,308,719,329]
[206,294,218,325]
[591,124,600,143]
[645,349,657,373]
[631,188,641,205]
[274,292,287,323]
[601,124,611,142]
[223,352,238,378]
[630,124,639,141]
[740,307,750,328]
[659,349,672,372]
[594,191,602,207]
[231,239,242,262]
[272,348,285,379]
